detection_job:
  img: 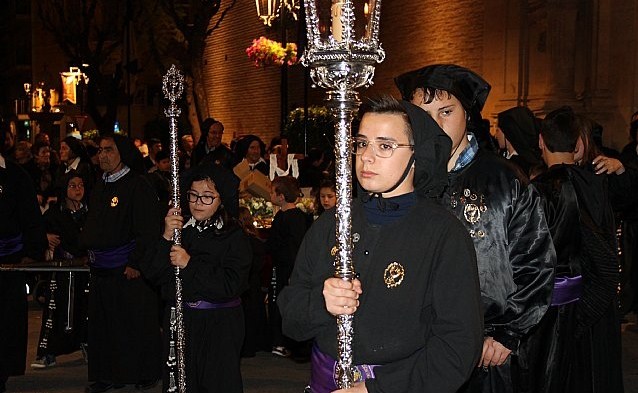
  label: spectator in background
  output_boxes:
[143,138,162,172]
[147,149,172,223]
[313,178,336,218]
[24,142,58,210]
[192,119,234,169]
[266,176,308,358]
[179,134,194,172]
[234,135,268,176]
[299,147,326,188]
[14,141,32,165]
[32,171,90,370]
[57,136,94,195]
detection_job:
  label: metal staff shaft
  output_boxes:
[163,64,186,393]
[329,88,358,388]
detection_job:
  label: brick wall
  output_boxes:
[204,0,638,152]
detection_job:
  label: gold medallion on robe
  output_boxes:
[330,246,338,257]
[110,196,119,207]
[384,262,405,288]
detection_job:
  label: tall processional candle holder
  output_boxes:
[162,65,187,393]
[302,0,384,388]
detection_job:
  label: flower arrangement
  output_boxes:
[246,37,298,68]
[296,197,316,215]
[240,197,274,218]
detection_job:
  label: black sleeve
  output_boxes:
[179,230,253,300]
[277,218,335,341]
[488,181,556,350]
[366,224,484,393]
[141,237,175,287]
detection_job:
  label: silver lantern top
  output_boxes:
[302,0,385,90]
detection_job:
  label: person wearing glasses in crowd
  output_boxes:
[395,64,555,393]
[144,162,251,393]
[278,96,483,393]
[79,134,162,393]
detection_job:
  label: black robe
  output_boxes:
[36,203,89,358]
[278,198,483,393]
[79,170,162,384]
[518,164,623,393]
[0,157,47,382]
[443,150,556,393]
[145,220,252,393]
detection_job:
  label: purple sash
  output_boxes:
[0,234,24,257]
[184,298,241,310]
[309,345,377,393]
[88,241,136,269]
[551,275,583,306]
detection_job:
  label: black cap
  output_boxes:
[395,64,491,118]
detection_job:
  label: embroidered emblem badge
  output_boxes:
[110,196,119,207]
[464,203,481,224]
[353,233,360,243]
[0,185,3,195]
[384,262,405,288]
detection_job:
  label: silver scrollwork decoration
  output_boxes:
[302,0,384,389]
[162,64,186,393]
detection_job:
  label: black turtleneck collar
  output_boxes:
[362,192,416,226]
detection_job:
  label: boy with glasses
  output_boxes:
[279,96,483,393]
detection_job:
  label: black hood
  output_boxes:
[181,162,240,218]
[104,134,145,174]
[400,100,452,198]
[395,64,491,127]
[497,106,542,167]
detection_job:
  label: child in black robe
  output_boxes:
[146,163,251,393]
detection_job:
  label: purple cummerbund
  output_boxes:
[184,298,241,310]
[88,241,136,269]
[0,234,24,257]
[551,275,583,306]
[309,344,377,393]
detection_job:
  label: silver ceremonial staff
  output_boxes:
[162,64,186,393]
[302,0,384,388]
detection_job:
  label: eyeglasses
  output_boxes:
[351,138,414,158]
[68,183,84,189]
[187,191,216,205]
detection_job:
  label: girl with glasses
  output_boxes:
[145,163,251,393]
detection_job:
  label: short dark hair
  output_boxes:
[272,175,301,203]
[358,96,413,144]
[540,107,580,153]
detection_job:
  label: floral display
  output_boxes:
[295,197,316,216]
[240,197,274,218]
[246,37,298,68]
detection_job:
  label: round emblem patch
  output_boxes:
[110,196,119,207]
[384,262,405,289]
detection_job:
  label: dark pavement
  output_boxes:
[4,305,638,393]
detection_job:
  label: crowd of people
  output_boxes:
[0,62,637,393]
